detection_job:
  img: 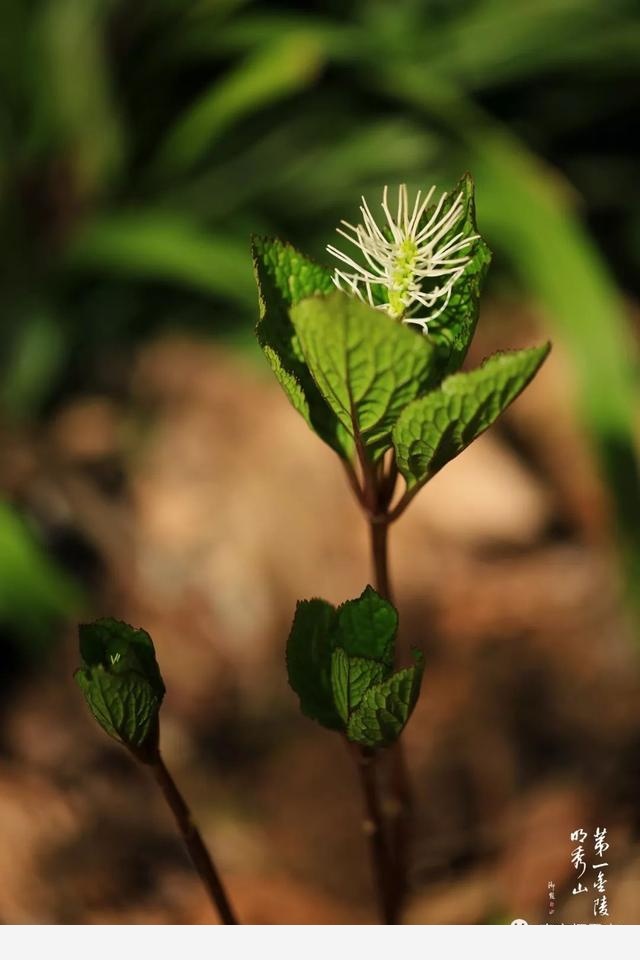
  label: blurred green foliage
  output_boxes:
[0,502,82,653]
[1,0,639,639]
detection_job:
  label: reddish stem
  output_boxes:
[150,753,238,924]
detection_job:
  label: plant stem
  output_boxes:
[367,512,413,922]
[150,752,238,924]
[351,437,414,921]
[369,517,392,600]
[353,743,398,924]
[388,735,412,916]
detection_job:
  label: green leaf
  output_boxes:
[75,668,160,750]
[286,587,423,744]
[78,618,165,700]
[330,647,387,724]
[334,585,396,666]
[0,501,82,654]
[252,236,353,459]
[75,618,165,753]
[346,651,424,748]
[425,174,492,377]
[286,598,343,730]
[393,344,550,491]
[290,290,436,460]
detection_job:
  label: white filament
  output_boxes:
[327,184,477,332]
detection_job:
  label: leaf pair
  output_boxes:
[287,586,423,748]
[75,618,165,757]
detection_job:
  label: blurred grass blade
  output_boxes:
[0,306,65,420]
[418,0,640,89]
[28,0,123,194]
[472,136,640,593]
[269,121,438,215]
[153,32,325,178]
[0,502,82,653]
[380,65,640,597]
[65,210,255,305]
[163,119,436,223]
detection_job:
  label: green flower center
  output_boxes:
[387,236,418,320]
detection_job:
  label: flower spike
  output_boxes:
[327,184,478,333]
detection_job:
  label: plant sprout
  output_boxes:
[252,174,549,922]
[75,175,549,925]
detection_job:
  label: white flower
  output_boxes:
[327,184,478,333]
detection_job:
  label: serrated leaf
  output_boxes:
[75,618,165,753]
[290,290,436,460]
[346,651,424,748]
[330,647,388,724]
[393,344,550,491]
[252,236,353,459]
[425,174,492,377]
[286,598,343,730]
[75,667,161,749]
[78,618,165,700]
[334,585,397,666]
[285,586,423,741]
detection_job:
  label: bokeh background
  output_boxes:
[1,0,640,924]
